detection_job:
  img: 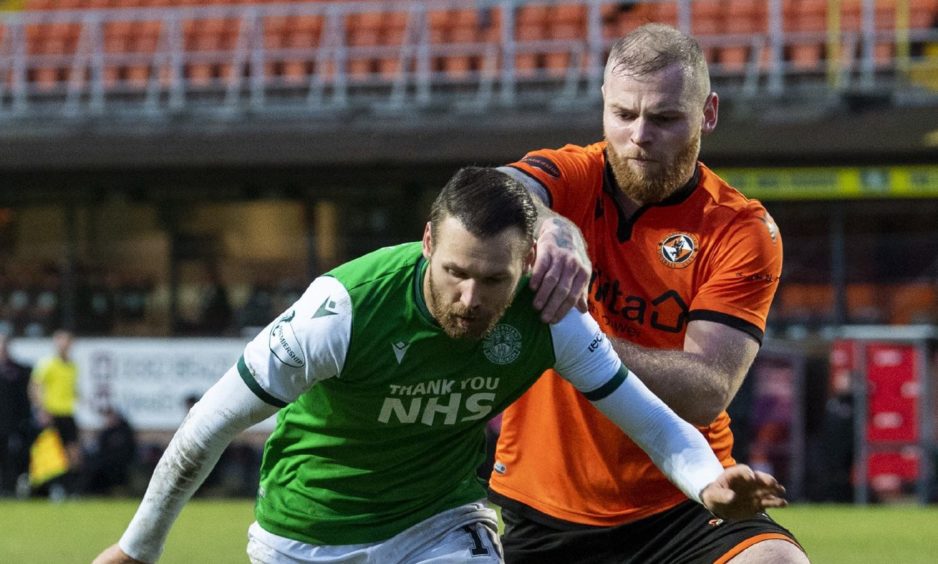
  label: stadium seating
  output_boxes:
[7,0,938,94]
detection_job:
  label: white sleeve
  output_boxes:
[497,165,551,206]
[241,276,352,405]
[549,307,623,392]
[118,367,278,563]
[550,308,725,504]
[591,373,726,504]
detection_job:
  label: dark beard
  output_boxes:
[426,268,509,340]
[606,130,700,205]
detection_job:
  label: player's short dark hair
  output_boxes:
[429,166,536,245]
[606,23,710,100]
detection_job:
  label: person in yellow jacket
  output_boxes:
[30,329,81,492]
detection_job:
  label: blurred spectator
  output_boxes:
[4,269,33,336]
[30,329,82,494]
[811,369,855,502]
[76,406,137,496]
[176,266,232,336]
[115,272,152,327]
[198,266,232,334]
[26,265,62,337]
[0,333,34,496]
[78,267,116,335]
[238,277,276,332]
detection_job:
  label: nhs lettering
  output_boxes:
[377,376,501,426]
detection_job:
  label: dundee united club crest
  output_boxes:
[483,324,522,365]
[657,232,699,269]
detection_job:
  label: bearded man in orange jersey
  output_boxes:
[489,23,808,563]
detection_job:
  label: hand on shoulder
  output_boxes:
[531,217,591,324]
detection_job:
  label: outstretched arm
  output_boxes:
[93,368,278,564]
[498,166,591,323]
[588,367,785,519]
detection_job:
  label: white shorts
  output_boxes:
[246,501,502,564]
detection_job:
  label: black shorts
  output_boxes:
[500,500,802,564]
[52,416,78,446]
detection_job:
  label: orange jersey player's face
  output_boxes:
[602,62,718,204]
[421,216,534,340]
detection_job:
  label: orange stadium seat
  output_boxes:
[789,43,823,70]
[551,3,585,27]
[377,11,409,80]
[427,9,450,44]
[347,25,379,80]
[791,0,827,32]
[846,283,886,323]
[719,45,750,72]
[516,4,549,28]
[281,17,321,86]
[514,22,544,79]
[691,1,723,63]
[692,0,723,26]
[452,8,480,29]
[444,25,480,80]
[889,283,937,324]
[721,0,768,70]
[909,0,938,28]
[725,0,766,34]
[777,283,834,322]
[839,0,862,32]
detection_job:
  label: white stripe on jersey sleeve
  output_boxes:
[548,308,622,393]
[241,275,352,404]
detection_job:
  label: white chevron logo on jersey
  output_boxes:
[391,341,411,364]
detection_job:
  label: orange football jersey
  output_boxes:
[490,142,783,526]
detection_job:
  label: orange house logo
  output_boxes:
[657,232,699,269]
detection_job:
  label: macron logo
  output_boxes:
[313,297,338,318]
[392,341,411,364]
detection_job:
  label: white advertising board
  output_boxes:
[10,337,275,432]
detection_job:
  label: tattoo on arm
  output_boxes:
[550,218,575,250]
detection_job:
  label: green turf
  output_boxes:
[2,500,937,562]
[0,498,254,563]
[769,504,938,563]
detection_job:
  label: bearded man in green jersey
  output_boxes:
[95,167,786,564]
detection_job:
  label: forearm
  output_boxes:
[119,369,275,563]
[610,338,735,426]
[590,369,725,503]
[532,199,590,266]
[496,164,589,266]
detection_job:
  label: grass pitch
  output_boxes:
[2,500,937,562]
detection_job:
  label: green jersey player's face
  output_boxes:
[422,215,534,340]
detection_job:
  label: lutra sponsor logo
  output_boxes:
[590,270,689,335]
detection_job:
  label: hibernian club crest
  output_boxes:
[483,324,522,365]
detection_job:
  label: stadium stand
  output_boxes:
[1,0,936,114]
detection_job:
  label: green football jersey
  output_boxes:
[239,242,621,545]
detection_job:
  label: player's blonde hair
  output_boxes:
[605,23,711,103]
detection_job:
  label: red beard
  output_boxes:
[606,130,701,205]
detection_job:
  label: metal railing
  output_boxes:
[0,0,936,119]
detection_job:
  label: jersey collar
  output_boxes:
[413,255,438,327]
[602,156,701,242]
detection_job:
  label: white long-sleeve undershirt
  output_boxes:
[588,370,726,504]
[119,367,277,563]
